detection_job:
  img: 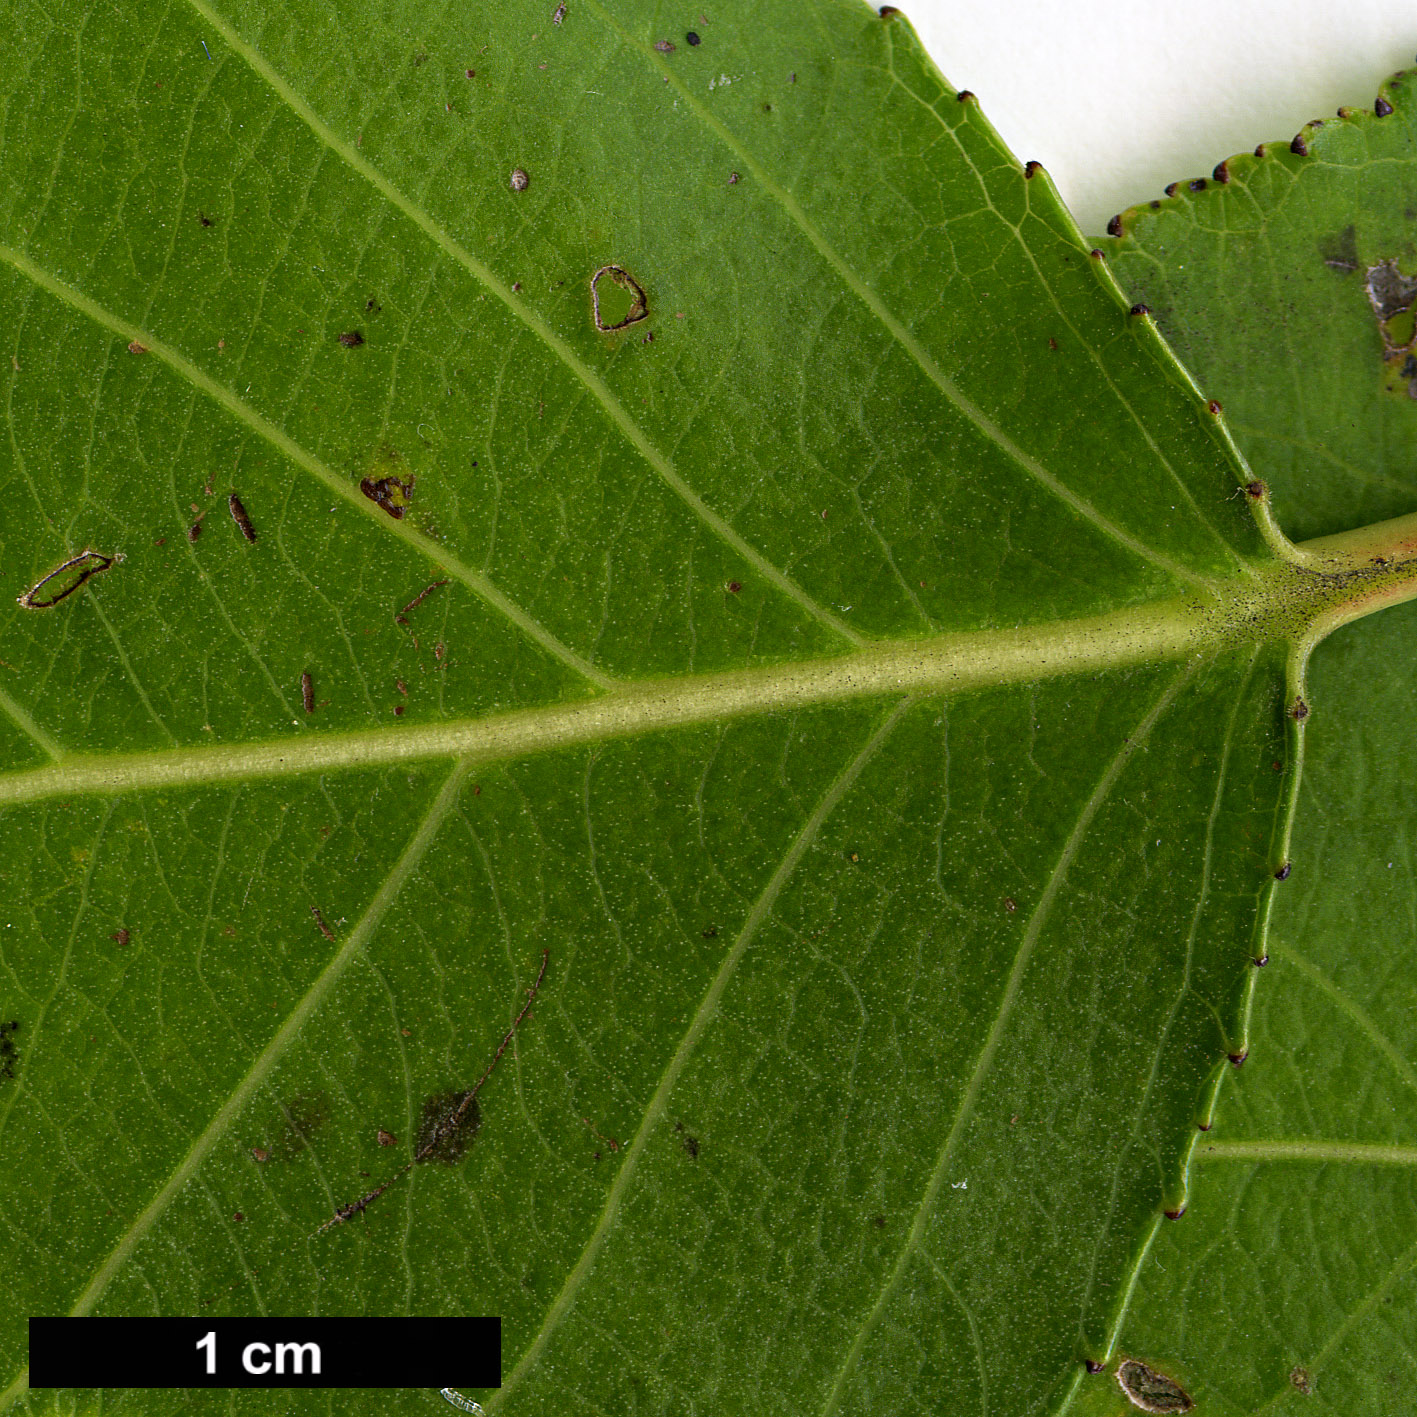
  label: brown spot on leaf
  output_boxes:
[1116,1358,1194,1413]
[510,168,530,192]
[590,265,648,331]
[416,1090,482,1165]
[269,1091,332,1160]
[338,330,365,348]
[1291,1366,1312,1395]
[377,1129,397,1147]
[1320,224,1359,272]
[110,928,130,946]
[127,340,148,355]
[228,494,257,542]
[17,551,115,609]
[251,1145,270,1163]
[360,473,415,520]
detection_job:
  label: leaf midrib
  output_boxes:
[0,591,1211,804]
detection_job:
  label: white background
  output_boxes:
[899,0,1417,234]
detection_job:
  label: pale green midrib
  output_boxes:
[818,666,1194,1417]
[585,0,1220,595]
[1197,1140,1417,1166]
[176,0,863,651]
[0,243,613,691]
[0,595,1209,805]
[488,701,912,1410]
[59,762,469,1322]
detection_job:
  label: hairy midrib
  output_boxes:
[4,529,1414,805]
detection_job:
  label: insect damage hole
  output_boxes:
[17,551,114,608]
[591,265,648,331]
[1115,1358,1194,1413]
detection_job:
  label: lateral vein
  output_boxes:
[59,761,470,1321]
[490,699,912,1407]
[0,244,613,691]
[586,0,1216,593]
[819,665,1195,1417]
[176,0,863,648]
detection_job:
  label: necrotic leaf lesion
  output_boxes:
[591,265,648,331]
[17,551,114,608]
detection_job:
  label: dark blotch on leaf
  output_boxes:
[1106,215,1123,237]
[1085,1360,1105,1374]
[0,1020,19,1081]
[686,31,700,45]
[510,168,530,192]
[1274,862,1292,881]
[1245,480,1266,499]
[1188,178,1206,191]
[1291,1366,1312,1395]
[338,330,364,347]
[1115,1357,1194,1413]
[417,1090,482,1165]
[956,89,974,103]
[360,473,415,520]
[1129,303,1151,317]
[110,928,130,946]
[1376,95,1394,117]
[1163,1205,1186,1220]
[1320,224,1359,272]
[270,1091,332,1160]
[228,493,257,542]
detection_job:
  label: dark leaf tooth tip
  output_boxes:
[1213,160,1231,183]
[956,89,975,103]
[1274,862,1292,881]
[1106,214,1123,237]
[1229,1051,1248,1067]
[1189,178,1207,192]
[1024,160,1042,178]
[1089,248,1104,260]
[1376,95,1394,116]
[1164,1206,1186,1220]
[1255,143,1268,158]
[878,5,900,14]
[1149,199,1161,209]
[1290,135,1309,156]
[1164,181,1180,197]
[1129,303,1151,317]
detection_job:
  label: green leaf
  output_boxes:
[1097,72,1417,1416]
[1,5,1414,1416]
